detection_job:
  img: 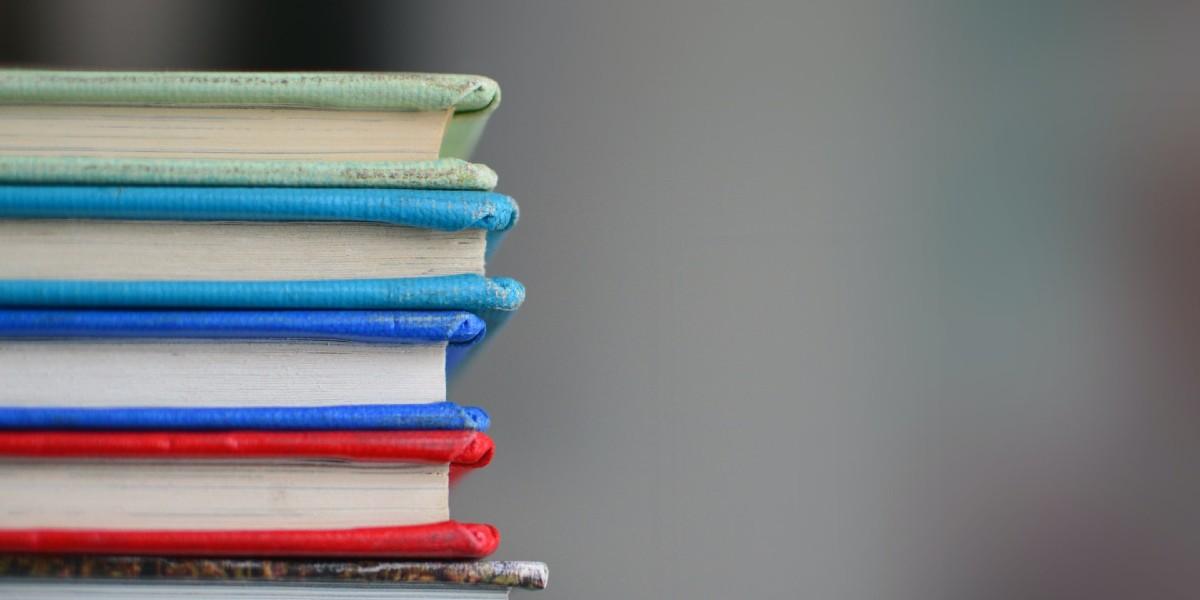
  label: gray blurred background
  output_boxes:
[4,1,1200,598]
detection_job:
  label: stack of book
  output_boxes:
[0,70,544,599]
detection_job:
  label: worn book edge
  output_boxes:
[0,157,498,190]
[0,70,500,161]
[0,556,547,589]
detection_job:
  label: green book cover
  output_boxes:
[0,70,501,189]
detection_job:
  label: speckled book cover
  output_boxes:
[0,556,547,589]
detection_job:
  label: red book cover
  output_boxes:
[0,522,499,559]
[0,430,498,558]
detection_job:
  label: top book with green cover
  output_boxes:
[0,70,501,189]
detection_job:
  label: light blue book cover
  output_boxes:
[0,184,518,257]
[0,275,523,337]
[0,185,524,333]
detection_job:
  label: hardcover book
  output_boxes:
[0,70,501,189]
[0,557,546,598]
[0,309,490,429]
[0,276,524,334]
[0,185,519,280]
[0,430,499,558]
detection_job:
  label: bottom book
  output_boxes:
[0,556,547,598]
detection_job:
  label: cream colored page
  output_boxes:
[0,105,451,160]
[0,221,486,280]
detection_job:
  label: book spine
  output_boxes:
[0,309,485,344]
[0,556,548,589]
[0,404,490,432]
[0,429,494,466]
[0,70,499,112]
[0,157,498,190]
[0,185,518,232]
[0,275,525,312]
[0,522,500,559]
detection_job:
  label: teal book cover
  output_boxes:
[0,184,518,259]
[0,185,524,335]
[0,275,523,338]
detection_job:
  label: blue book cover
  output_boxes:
[0,309,490,431]
[0,307,485,366]
[0,402,490,432]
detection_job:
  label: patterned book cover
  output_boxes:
[0,556,547,589]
